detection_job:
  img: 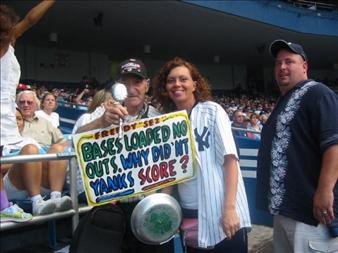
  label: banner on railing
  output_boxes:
[73,111,196,206]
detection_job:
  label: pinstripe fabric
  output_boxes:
[179,101,251,248]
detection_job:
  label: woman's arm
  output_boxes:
[221,154,240,239]
[12,0,55,43]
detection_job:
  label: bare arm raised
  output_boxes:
[11,0,55,44]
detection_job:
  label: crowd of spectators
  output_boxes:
[1,87,73,221]
[214,94,276,139]
[17,82,278,138]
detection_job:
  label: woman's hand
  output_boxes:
[221,206,240,239]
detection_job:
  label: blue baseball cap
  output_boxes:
[270,39,307,61]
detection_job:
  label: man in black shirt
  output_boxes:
[256,39,338,252]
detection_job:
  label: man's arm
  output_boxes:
[76,117,109,134]
[76,101,128,134]
[12,0,55,43]
[313,144,338,225]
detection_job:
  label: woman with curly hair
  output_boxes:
[152,57,251,253]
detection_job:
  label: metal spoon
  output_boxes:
[111,82,128,140]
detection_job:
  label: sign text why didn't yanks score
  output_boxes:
[73,111,196,206]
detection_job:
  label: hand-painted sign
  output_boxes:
[73,111,196,206]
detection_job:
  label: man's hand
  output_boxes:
[100,99,128,127]
[313,188,334,225]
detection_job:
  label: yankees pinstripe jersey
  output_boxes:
[178,101,251,248]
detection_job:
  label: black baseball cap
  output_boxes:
[270,39,307,61]
[118,58,148,79]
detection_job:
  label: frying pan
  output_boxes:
[131,193,182,245]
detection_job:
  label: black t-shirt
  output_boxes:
[256,80,338,226]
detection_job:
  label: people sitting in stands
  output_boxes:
[2,108,42,157]
[1,107,37,222]
[70,88,113,201]
[35,92,60,128]
[51,88,60,99]
[36,84,47,100]
[259,113,268,126]
[57,89,66,103]
[0,109,40,222]
[74,86,92,105]
[231,109,247,137]
[1,175,33,223]
[246,113,261,140]
[3,90,72,215]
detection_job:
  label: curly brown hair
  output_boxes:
[152,57,212,113]
[0,5,19,46]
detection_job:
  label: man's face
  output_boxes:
[119,74,148,109]
[274,49,308,94]
[234,111,244,124]
[17,93,37,119]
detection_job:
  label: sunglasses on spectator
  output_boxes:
[18,100,34,106]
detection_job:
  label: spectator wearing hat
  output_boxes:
[17,83,31,91]
[256,39,338,252]
[74,58,173,253]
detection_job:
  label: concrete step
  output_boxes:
[248,225,273,253]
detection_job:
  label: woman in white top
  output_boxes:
[0,1,55,220]
[152,57,251,252]
[36,92,60,128]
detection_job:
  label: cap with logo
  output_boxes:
[118,58,148,79]
[269,39,307,61]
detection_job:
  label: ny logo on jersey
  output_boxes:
[194,127,210,151]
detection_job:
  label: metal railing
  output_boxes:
[0,127,260,232]
[231,127,261,134]
[0,152,90,232]
[286,0,338,11]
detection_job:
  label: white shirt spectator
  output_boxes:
[35,110,60,128]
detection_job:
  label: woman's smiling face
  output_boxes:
[165,66,196,108]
